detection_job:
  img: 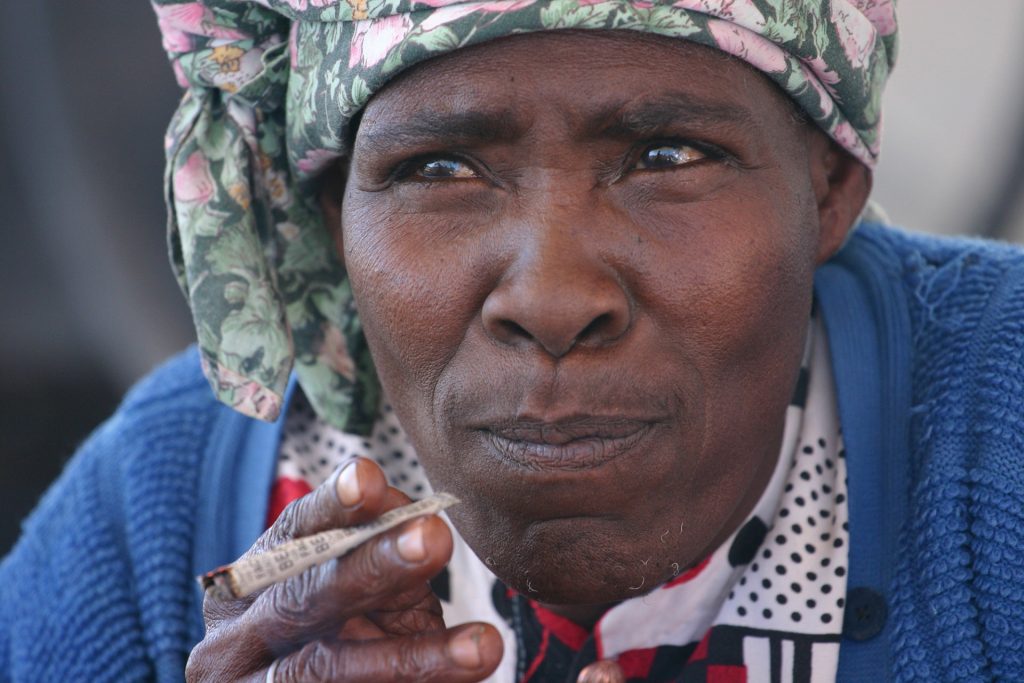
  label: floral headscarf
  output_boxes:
[153,0,898,431]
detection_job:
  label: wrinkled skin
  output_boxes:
[333,31,868,620]
[188,29,869,682]
[186,458,504,681]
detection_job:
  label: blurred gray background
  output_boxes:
[2,1,1023,554]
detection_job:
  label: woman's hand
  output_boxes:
[186,457,503,682]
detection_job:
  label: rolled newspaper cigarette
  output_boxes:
[199,492,460,600]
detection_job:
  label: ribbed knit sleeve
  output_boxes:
[867,227,1024,682]
[0,348,217,682]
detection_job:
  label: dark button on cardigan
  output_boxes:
[842,587,888,642]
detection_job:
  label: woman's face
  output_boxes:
[330,30,860,611]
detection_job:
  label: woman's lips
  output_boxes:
[481,417,654,471]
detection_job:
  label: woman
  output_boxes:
[3,1,1023,681]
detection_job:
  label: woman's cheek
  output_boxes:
[344,202,485,388]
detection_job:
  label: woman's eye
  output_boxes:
[412,158,479,180]
[635,144,706,170]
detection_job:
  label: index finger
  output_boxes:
[254,457,391,556]
[203,457,392,624]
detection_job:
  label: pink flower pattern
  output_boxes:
[673,0,766,31]
[317,325,357,382]
[421,0,537,31]
[203,357,283,421]
[831,1,876,70]
[415,0,476,6]
[296,149,342,175]
[153,2,247,54]
[349,14,415,68]
[801,56,842,118]
[831,121,863,156]
[855,0,897,37]
[174,151,215,204]
[707,18,787,74]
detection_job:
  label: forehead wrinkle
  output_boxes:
[582,92,760,140]
[360,107,525,151]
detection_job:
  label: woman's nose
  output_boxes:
[481,227,632,358]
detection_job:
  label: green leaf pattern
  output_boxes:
[152,0,897,431]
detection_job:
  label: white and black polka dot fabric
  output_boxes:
[723,435,848,631]
[277,394,432,497]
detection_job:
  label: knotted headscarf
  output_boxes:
[153,0,898,432]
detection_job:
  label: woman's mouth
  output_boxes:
[481,417,655,471]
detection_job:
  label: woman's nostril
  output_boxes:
[579,313,611,343]
[502,320,531,341]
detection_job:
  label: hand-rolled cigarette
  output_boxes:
[199,492,460,600]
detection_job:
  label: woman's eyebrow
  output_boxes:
[357,93,754,152]
[361,109,524,150]
[590,92,757,138]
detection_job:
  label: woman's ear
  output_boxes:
[318,162,347,254]
[808,131,873,264]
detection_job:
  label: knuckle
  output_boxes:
[268,570,322,627]
[287,641,340,682]
[272,494,317,538]
[373,597,443,636]
[184,648,206,683]
[393,635,439,679]
[354,538,393,579]
[254,484,334,554]
[203,589,247,624]
[185,631,245,683]
[188,602,288,682]
[341,542,401,603]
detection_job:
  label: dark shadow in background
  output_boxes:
[0,1,191,554]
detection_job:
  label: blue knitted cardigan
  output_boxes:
[2,224,1023,682]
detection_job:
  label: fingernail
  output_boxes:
[337,461,361,507]
[397,521,426,562]
[448,625,483,668]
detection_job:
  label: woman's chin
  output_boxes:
[485,535,683,608]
